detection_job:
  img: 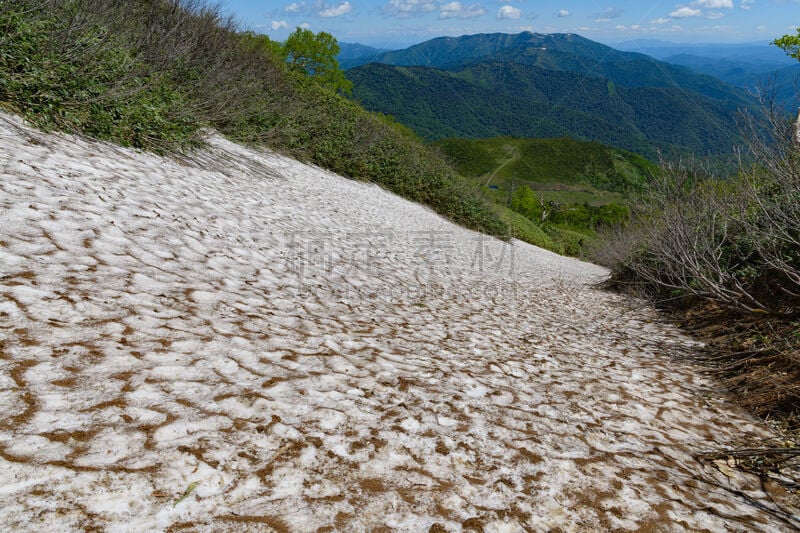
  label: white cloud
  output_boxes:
[670,7,702,17]
[318,1,351,17]
[384,0,437,18]
[740,0,754,9]
[440,1,485,19]
[498,5,522,19]
[285,2,302,13]
[439,2,461,18]
[705,11,725,18]
[593,8,623,22]
[652,17,671,24]
[691,0,733,7]
[556,9,570,18]
[272,20,289,30]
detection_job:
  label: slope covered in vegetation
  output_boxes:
[435,136,655,192]
[348,62,745,158]
[0,0,506,238]
[434,137,656,255]
[352,32,757,111]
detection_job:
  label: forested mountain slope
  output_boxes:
[348,60,744,157]
[346,32,758,157]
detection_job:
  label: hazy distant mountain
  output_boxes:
[615,39,795,66]
[660,53,800,82]
[615,39,799,110]
[346,32,760,157]
[659,54,798,110]
[337,43,390,70]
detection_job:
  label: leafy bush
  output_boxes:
[594,128,800,316]
[544,226,587,257]
[492,206,560,253]
[549,202,629,229]
[0,2,197,150]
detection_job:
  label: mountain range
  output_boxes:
[337,42,388,67]
[617,40,799,110]
[342,32,766,158]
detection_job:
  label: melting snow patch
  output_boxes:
[0,111,795,531]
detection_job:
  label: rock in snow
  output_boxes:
[0,112,797,531]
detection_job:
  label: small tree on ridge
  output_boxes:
[283,27,352,95]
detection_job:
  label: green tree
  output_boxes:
[283,27,352,94]
[509,185,543,221]
[773,27,800,61]
[238,31,284,62]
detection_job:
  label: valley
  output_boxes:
[431,136,654,255]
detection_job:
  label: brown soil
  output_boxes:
[667,303,799,427]
[663,301,800,499]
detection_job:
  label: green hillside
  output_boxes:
[359,32,536,68]
[348,61,742,158]
[432,136,654,255]
[434,137,656,192]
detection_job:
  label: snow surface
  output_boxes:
[0,111,797,531]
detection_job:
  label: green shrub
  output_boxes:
[493,206,561,253]
[545,226,588,257]
[0,2,197,150]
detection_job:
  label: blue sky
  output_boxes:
[221,0,800,48]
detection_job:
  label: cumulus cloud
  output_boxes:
[593,8,623,22]
[318,1,351,17]
[384,0,437,18]
[691,0,733,7]
[652,17,671,24]
[498,5,522,19]
[440,1,485,19]
[272,20,289,30]
[556,9,570,18]
[740,0,754,9]
[285,3,302,13]
[670,6,702,17]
